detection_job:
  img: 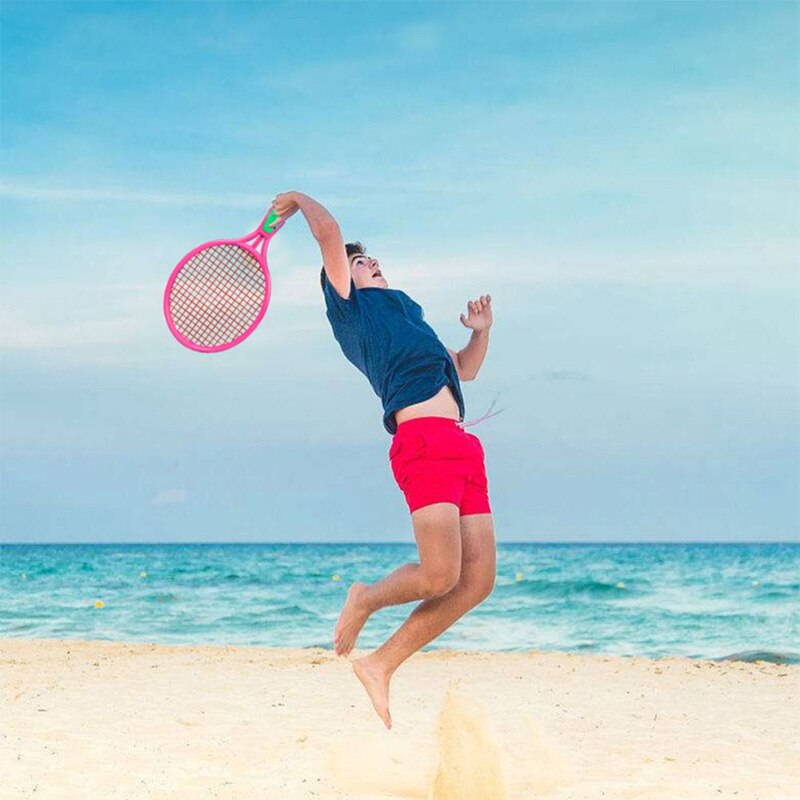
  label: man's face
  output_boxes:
[349,252,388,290]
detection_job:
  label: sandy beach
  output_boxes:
[1,638,798,799]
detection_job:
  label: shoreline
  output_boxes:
[2,635,797,665]
[3,638,798,799]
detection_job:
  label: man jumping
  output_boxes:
[271,191,496,729]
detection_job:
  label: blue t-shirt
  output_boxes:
[323,273,466,435]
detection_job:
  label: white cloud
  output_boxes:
[396,21,443,53]
[153,489,188,507]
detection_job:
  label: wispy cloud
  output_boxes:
[0,315,144,350]
[0,182,267,209]
[386,242,798,294]
[396,21,443,53]
[0,277,326,360]
[0,283,157,351]
[535,370,592,382]
[0,180,364,210]
[153,489,188,507]
[2,236,793,361]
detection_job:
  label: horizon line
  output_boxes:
[1,540,797,546]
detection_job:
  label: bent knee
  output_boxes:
[467,573,496,604]
[477,577,496,602]
[421,566,461,598]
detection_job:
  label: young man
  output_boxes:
[271,191,496,729]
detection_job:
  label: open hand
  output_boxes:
[460,295,493,331]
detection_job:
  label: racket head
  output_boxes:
[163,237,271,353]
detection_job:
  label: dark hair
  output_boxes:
[319,241,366,291]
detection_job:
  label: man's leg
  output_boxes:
[334,502,462,655]
[353,512,496,728]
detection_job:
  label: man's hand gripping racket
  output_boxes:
[163,197,296,352]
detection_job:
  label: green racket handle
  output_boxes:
[262,208,282,234]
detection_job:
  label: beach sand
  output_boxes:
[2,638,797,799]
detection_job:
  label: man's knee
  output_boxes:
[464,568,496,605]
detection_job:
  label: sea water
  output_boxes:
[1,542,797,661]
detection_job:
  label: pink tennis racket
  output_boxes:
[163,208,285,352]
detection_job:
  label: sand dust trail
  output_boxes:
[429,684,508,799]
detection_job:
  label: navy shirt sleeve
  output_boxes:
[322,272,359,322]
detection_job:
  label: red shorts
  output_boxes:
[389,416,492,516]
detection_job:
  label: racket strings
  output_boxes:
[168,244,266,347]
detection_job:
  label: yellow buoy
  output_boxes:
[139,571,148,579]
[515,572,524,581]
[332,574,341,582]
[616,581,626,589]
[93,600,105,609]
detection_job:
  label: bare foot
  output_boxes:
[353,655,392,729]
[334,582,371,656]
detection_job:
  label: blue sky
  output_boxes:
[1,1,797,542]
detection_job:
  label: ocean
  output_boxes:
[1,542,797,662]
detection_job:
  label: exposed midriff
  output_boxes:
[393,384,461,426]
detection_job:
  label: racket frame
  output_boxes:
[163,209,284,353]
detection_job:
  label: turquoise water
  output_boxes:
[1,543,798,661]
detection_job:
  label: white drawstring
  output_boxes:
[456,392,509,429]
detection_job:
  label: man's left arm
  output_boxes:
[447,294,493,381]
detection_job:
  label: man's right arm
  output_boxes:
[272,191,351,299]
